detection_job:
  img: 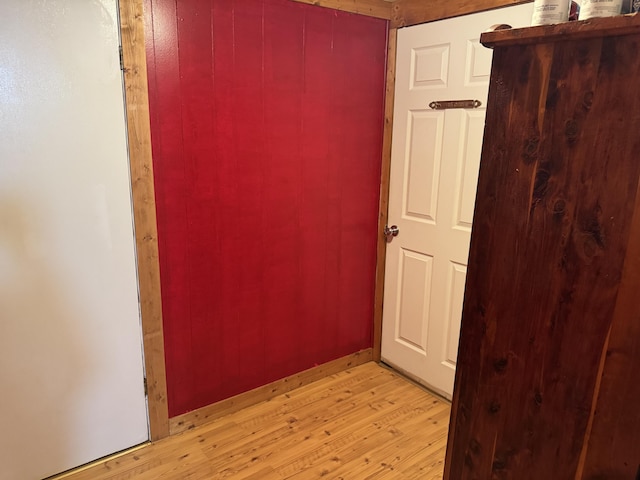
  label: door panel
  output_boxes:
[397,249,433,351]
[382,4,534,398]
[444,262,467,366]
[405,110,444,222]
[454,110,486,229]
[0,2,148,478]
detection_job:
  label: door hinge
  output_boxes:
[143,377,148,397]
[119,45,124,71]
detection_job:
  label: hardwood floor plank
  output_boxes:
[199,381,408,469]
[280,395,449,478]
[56,363,450,480]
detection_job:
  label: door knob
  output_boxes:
[384,225,399,242]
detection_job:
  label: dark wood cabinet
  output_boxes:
[444,15,640,480]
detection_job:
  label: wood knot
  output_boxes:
[469,438,482,455]
[493,450,515,472]
[493,457,507,471]
[552,199,566,215]
[493,357,508,373]
[552,198,567,222]
[489,400,501,414]
[558,254,568,271]
[565,119,579,144]
[583,213,605,249]
[580,205,606,260]
[522,137,540,164]
[534,391,543,406]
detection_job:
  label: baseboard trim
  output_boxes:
[169,348,374,435]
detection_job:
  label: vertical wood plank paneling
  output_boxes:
[146,0,387,417]
[119,0,169,440]
[298,8,334,367]
[210,0,239,403]
[332,14,387,355]
[262,0,305,381]
[231,0,270,393]
[323,12,343,361]
[145,0,193,415]
[175,0,219,409]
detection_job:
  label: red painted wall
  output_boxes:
[144,0,387,417]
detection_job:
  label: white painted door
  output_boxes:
[381,4,533,398]
[0,2,148,479]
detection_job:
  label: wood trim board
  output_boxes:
[289,0,393,19]
[390,0,532,27]
[169,349,374,435]
[118,0,170,441]
[372,27,397,362]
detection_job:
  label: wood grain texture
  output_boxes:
[118,0,169,441]
[169,349,373,435]
[289,0,393,19]
[390,0,530,27]
[54,362,450,480]
[481,13,640,48]
[445,26,640,480]
[373,27,397,363]
[580,138,640,478]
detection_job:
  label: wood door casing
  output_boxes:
[144,0,387,417]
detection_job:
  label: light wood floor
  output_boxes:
[59,362,450,479]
